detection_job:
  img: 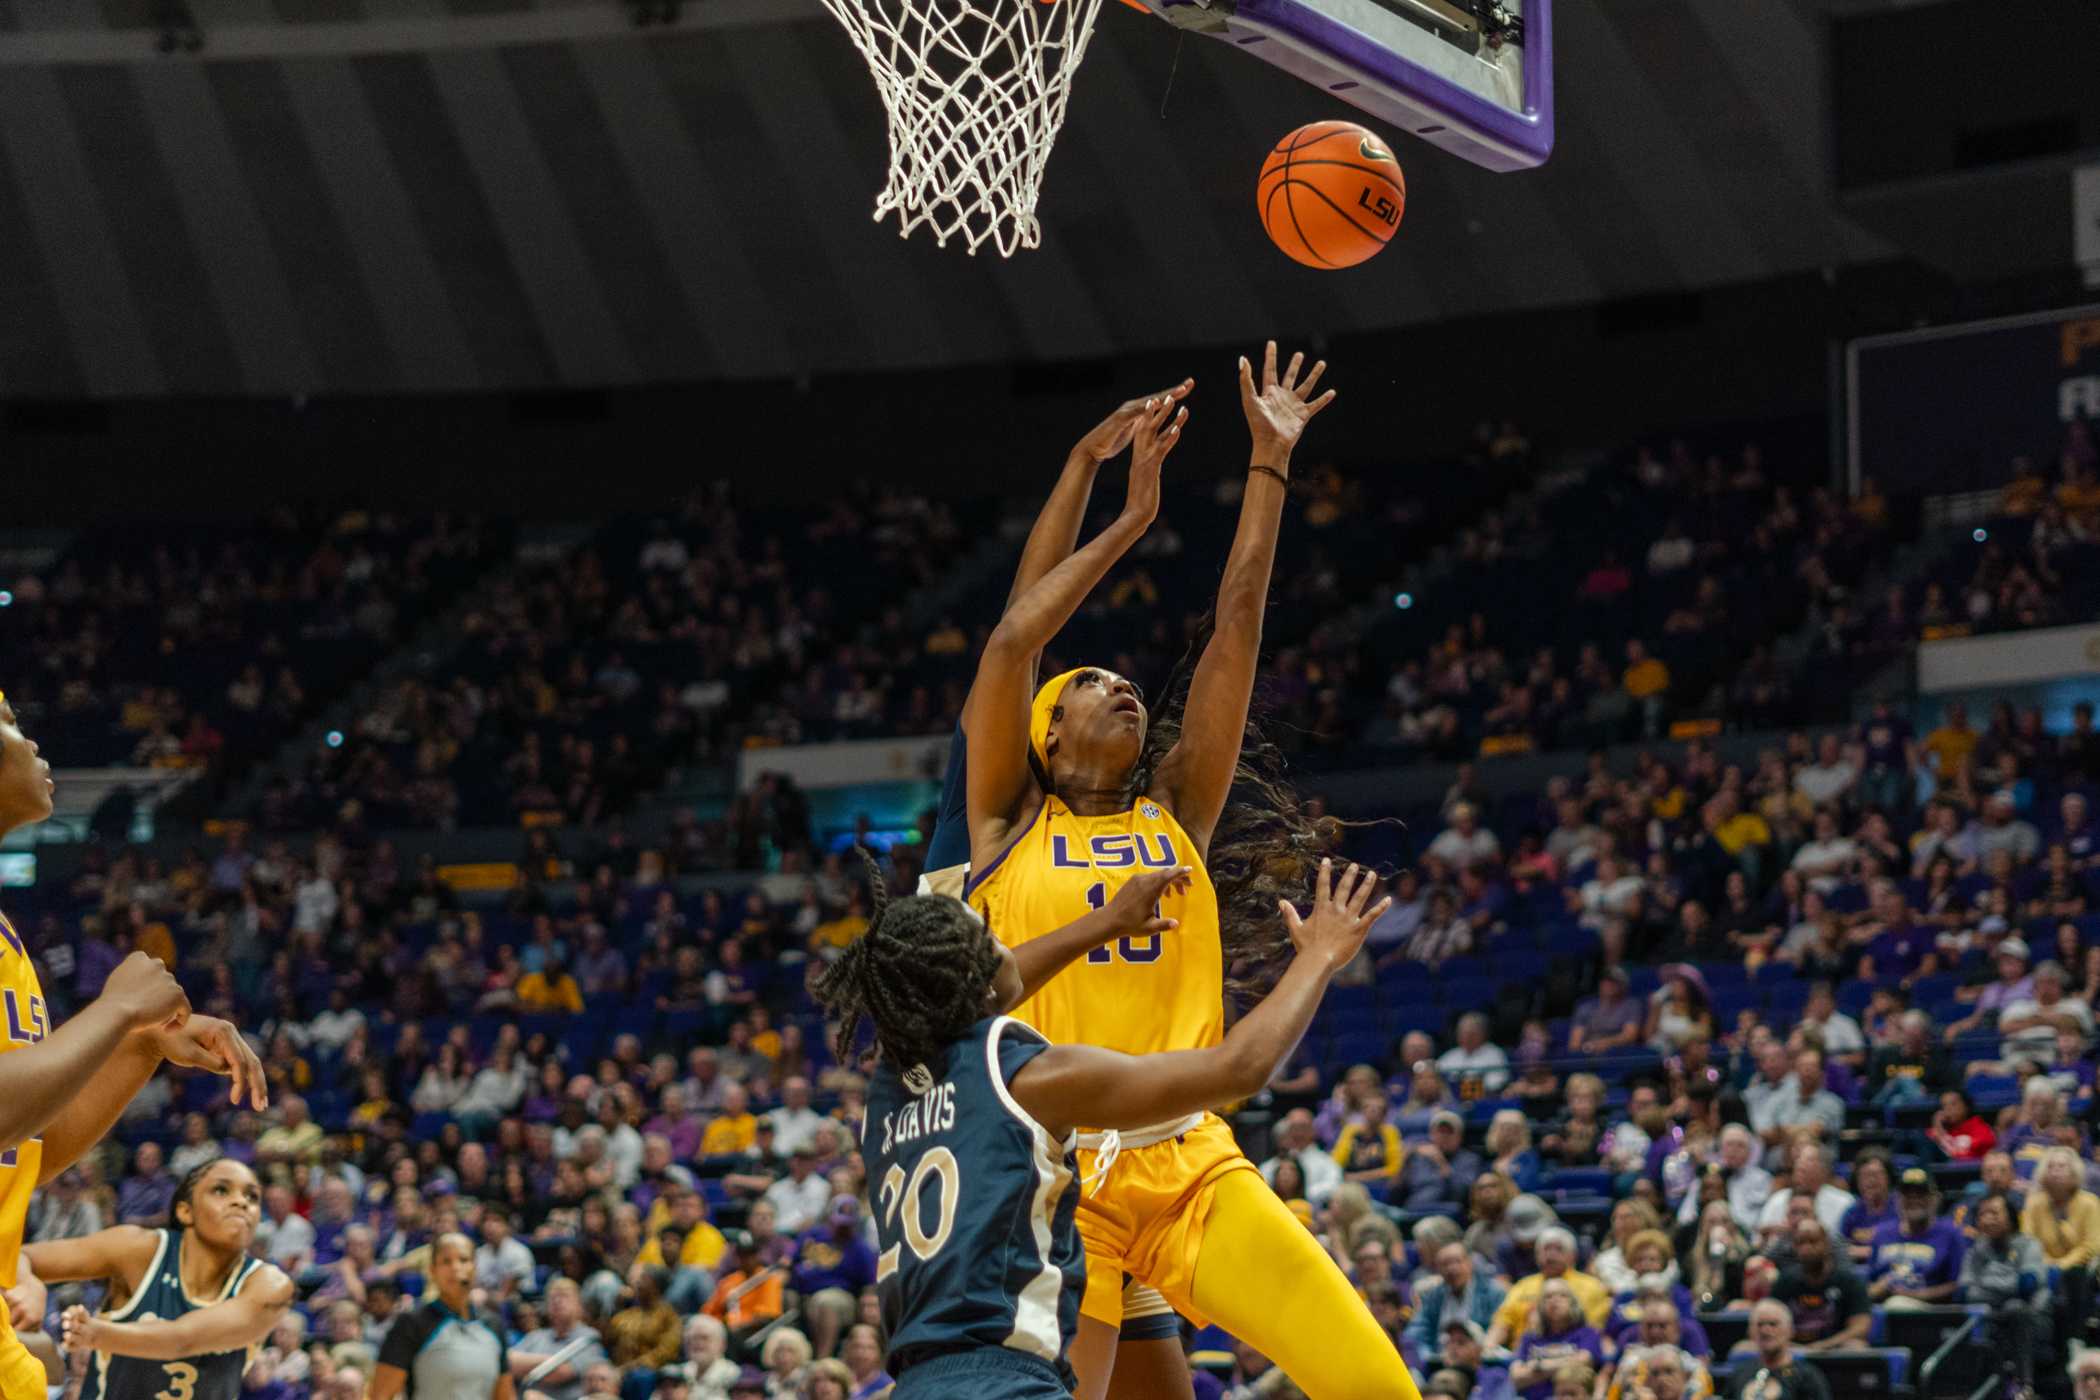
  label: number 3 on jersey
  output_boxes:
[877,1147,959,1282]
[1082,882,1162,964]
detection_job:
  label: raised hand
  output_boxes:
[1279,858,1390,971]
[1103,865,1193,936]
[1238,340,1335,464]
[1121,394,1188,528]
[150,1014,269,1110]
[1073,380,1195,464]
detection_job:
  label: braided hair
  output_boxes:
[1126,606,1358,996]
[813,849,1003,1073]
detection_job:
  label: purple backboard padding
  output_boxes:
[1154,0,1554,171]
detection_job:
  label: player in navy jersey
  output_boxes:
[910,386,1200,1386]
[28,1160,292,1400]
[819,855,1387,1398]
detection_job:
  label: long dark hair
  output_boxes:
[813,850,1002,1072]
[1126,609,1354,994]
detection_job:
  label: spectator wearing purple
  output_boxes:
[1568,966,1643,1054]
[1945,938,2034,1042]
[73,919,123,1002]
[791,1196,879,1358]
[116,1141,177,1226]
[646,1084,706,1163]
[573,922,629,1001]
[1507,1279,1605,1400]
[1865,1169,1965,1305]
[1857,882,1937,986]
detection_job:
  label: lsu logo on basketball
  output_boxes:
[1049,833,1180,870]
[1358,188,1401,227]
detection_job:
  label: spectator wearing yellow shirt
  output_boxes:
[807,891,870,960]
[641,1187,729,1272]
[1486,1227,1614,1346]
[515,957,585,1015]
[128,910,177,970]
[2022,1147,2100,1272]
[607,1267,684,1369]
[1923,702,1979,780]
[1710,792,1772,858]
[699,1084,758,1157]
[1621,639,1670,739]
[746,1007,783,1068]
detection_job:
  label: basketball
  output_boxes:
[1258,120,1406,269]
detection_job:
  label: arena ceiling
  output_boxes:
[0,0,1902,396]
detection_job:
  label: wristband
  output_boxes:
[1249,464,1290,489]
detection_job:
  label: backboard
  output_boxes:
[1130,0,1553,172]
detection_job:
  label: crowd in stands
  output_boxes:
[1828,425,2100,663]
[5,512,504,793]
[7,678,2097,1400]
[1360,440,1896,770]
[257,485,983,832]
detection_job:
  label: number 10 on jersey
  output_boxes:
[1083,882,1162,964]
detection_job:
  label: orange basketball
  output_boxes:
[1257,120,1405,269]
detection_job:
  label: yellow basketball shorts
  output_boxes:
[1073,1114,1255,1329]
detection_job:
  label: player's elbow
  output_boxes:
[1219,1046,1271,1103]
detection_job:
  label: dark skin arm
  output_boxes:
[1002,383,1195,617]
[1010,860,1388,1139]
[1011,865,1191,1002]
[0,951,187,1161]
[1150,343,1333,858]
[38,1014,265,1184]
[964,397,1186,869]
[961,383,1195,779]
[61,1267,293,1361]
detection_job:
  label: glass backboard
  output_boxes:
[1132,0,1552,171]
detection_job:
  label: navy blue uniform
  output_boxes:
[917,724,973,898]
[864,1014,1082,1398]
[917,726,1185,1347]
[80,1230,263,1400]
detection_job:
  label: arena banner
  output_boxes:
[737,732,953,792]
[1916,621,2100,694]
[1846,302,2100,496]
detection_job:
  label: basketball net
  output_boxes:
[819,0,1108,257]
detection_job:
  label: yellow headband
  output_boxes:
[1028,668,1087,773]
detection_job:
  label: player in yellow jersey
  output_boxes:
[961,345,1420,1400]
[0,694,267,1400]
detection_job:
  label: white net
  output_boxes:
[819,0,1109,257]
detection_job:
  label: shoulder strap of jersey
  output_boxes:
[982,1017,1064,1152]
[106,1230,174,1322]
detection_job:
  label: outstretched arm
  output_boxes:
[1010,860,1386,1139]
[1150,343,1333,858]
[61,1267,292,1362]
[1003,382,1194,618]
[1011,866,1190,1001]
[23,1227,161,1288]
[0,951,188,1161]
[964,397,1186,866]
[37,1014,264,1185]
